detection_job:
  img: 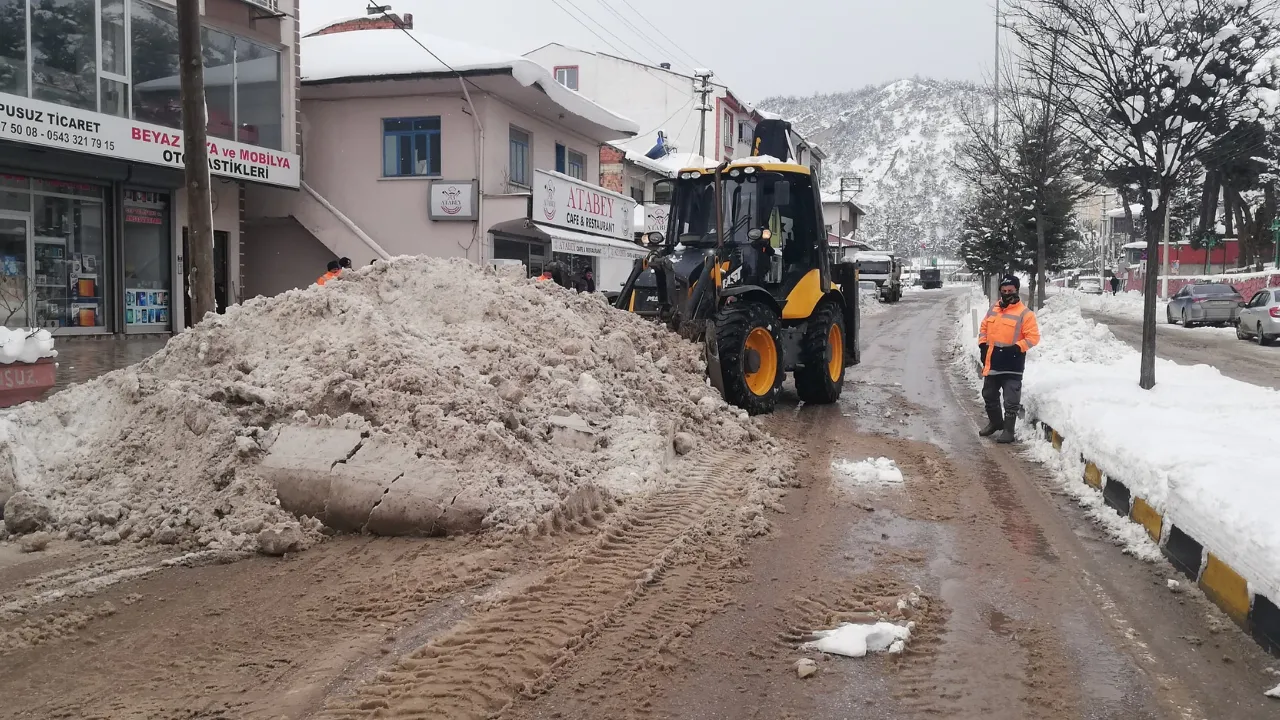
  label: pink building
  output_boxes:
[243,17,643,296]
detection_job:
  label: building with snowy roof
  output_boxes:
[243,18,652,296]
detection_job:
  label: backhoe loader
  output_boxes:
[615,120,861,415]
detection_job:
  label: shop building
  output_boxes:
[0,0,301,333]
[244,21,641,296]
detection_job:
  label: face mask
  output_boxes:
[999,292,1019,307]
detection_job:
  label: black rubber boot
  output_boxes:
[995,414,1017,444]
[978,408,1003,437]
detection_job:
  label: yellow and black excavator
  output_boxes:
[615,119,860,415]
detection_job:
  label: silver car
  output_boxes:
[1236,288,1280,345]
[1166,282,1244,327]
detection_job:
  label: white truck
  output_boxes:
[852,251,903,303]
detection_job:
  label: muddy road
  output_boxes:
[2,288,1276,719]
[1083,309,1280,390]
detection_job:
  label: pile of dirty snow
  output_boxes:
[0,257,791,554]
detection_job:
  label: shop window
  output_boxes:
[123,189,170,330]
[509,127,530,188]
[234,38,281,149]
[0,0,27,96]
[32,182,109,329]
[202,27,236,141]
[31,0,97,110]
[382,117,441,177]
[554,66,578,90]
[566,149,586,181]
[130,0,179,128]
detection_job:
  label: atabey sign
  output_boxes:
[428,180,477,221]
[0,91,300,188]
[533,169,635,242]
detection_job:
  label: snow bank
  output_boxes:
[1072,289,1233,336]
[0,329,55,364]
[0,257,790,554]
[954,291,1280,600]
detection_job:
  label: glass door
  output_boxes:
[0,213,31,328]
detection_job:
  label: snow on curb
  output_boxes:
[952,289,1280,652]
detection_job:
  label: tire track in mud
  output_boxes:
[316,451,769,720]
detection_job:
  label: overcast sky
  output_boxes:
[302,0,997,101]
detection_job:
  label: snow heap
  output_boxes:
[831,457,904,487]
[955,291,1280,596]
[0,328,55,364]
[0,257,792,553]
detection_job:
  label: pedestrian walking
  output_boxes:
[978,275,1041,444]
[316,260,342,286]
[1109,275,1121,295]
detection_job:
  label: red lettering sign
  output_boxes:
[130,127,181,147]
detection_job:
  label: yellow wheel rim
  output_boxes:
[828,324,843,382]
[743,327,777,397]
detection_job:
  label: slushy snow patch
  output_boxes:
[832,457,904,486]
[0,328,55,364]
[1265,683,1280,698]
[803,621,913,657]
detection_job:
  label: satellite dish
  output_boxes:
[645,131,668,160]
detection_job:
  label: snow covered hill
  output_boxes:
[760,78,985,258]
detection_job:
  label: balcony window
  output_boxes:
[0,0,25,95]
[554,65,578,90]
[129,0,179,127]
[202,27,235,141]
[566,149,585,180]
[234,37,281,149]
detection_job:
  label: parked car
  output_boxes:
[1166,282,1244,327]
[1076,278,1104,295]
[1235,288,1280,345]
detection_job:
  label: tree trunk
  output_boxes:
[177,0,216,325]
[1035,212,1047,310]
[1139,200,1166,390]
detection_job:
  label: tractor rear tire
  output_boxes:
[795,300,847,405]
[716,301,782,416]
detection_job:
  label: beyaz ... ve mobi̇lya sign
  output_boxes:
[0,92,300,188]
[533,169,636,242]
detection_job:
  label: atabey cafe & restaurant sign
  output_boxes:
[534,169,635,243]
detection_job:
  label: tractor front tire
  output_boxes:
[795,300,847,405]
[716,301,782,415]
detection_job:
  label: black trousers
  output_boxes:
[982,374,1022,417]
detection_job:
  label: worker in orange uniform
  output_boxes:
[316,260,342,286]
[978,275,1040,444]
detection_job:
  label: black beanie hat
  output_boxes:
[327,260,341,272]
[999,274,1020,290]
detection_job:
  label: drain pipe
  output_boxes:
[301,181,391,261]
[457,79,485,264]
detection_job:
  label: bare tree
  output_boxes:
[1009,0,1280,389]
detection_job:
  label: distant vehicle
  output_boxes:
[1076,278,1104,295]
[920,268,942,289]
[1166,282,1244,328]
[1235,288,1280,345]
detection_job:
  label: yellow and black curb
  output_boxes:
[1031,418,1280,657]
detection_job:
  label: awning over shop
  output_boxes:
[487,217,647,261]
[533,223,648,260]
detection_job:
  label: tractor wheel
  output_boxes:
[716,301,782,415]
[795,300,847,405]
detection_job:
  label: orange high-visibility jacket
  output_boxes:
[978,300,1040,376]
[315,269,341,286]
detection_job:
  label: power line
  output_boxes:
[548,0,661,67]
[613,0,705,70]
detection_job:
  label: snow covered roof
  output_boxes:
[1106,204,1144,219]
[302,29,638,135]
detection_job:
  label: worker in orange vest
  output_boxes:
[316,260,341,286]
[978,275,1041,443]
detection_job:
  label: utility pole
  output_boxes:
[694,69,714,158]
[177,0,216,324]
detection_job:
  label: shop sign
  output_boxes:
[549,236,647,260]
[0,92,300,188]
[645,204,669,235]
[534,169,635,242]
[427,180,477,221]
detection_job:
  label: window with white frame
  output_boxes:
[722,110,733,150]
[509,126,531,187]
[554,66,579,90]
[382,117,442,177]
[566,149,586,180]
[738,121,748,143]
